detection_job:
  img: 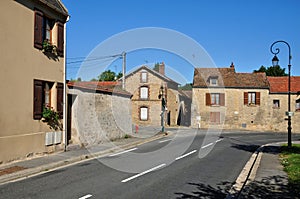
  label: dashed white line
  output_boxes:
[79,194,92,199]
[216,138,223,143]
[109,148,137,157]
[159,139,172,143]
[201,143,213,149]
[175,150,197,160]
[121,163,166,183]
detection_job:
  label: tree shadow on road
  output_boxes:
[174,175,298,199]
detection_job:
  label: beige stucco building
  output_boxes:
[192,64,300,132]
[124,63,191,127]
[0,0,68,163]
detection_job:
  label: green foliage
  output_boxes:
[281,144,300,195]
[179,83,193,90]
[254,65,287,76]
[42,107,62,131]
[98,70,122,81]
[153,63,160,72]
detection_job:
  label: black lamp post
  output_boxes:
[159,85,166,133]
[270,40,292,148]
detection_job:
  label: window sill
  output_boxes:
[247,104,257,107]
[273,107,280,109]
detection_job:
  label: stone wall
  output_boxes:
[69,89,132,146]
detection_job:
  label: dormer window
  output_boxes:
[209,77,218,86]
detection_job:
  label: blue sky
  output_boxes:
[63,0,300,84]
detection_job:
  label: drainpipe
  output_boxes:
[63,15,70,152]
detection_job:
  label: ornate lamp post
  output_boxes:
[270,40,292,148]
[159,85,166,133]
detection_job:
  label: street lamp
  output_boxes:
[159,85,166,133]
[270,40,292,148]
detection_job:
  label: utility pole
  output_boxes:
[122,51,126,90]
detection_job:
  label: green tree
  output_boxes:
[97,70,122,81]
[254,65,287,76]
[153,63,160,72]
[179,83,193,90]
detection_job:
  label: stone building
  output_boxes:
[124,63,191,127]
[267,76,300,132]
[67,81,133,146]
[192,63,300,132]
[0,0,68,163]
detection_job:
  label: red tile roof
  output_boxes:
[193,67,269,88]
[67,81,132,97]
[267,76,300,93]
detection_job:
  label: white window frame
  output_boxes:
[140,107,148,120]
[248,92,256,105]
[140,86,148,99]
[211,93,220,105]
[141,72,148,83]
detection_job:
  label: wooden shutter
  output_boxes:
[256,92,260,105]
[34,10,43,49]
[220,93,225,106]
[206,93,211,106]
[244,92,248,105]
[33,80,43,119]
[57,22,64,57]
[57,83,64,118]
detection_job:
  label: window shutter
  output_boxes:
[57,83,64,118]
[244,92,248,105]
[256,92,260,105]
[33,80,43,119]
[34,10,43,50]
[206,93,211,106]
[220,93,225,106]
[57,22,64,57]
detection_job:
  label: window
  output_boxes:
[141,72,148,83]
[273,100,280,108]
[140,86,149,99]
[43,17,54,42]
[206,93,225,106]
[140,107,148,121]
[248,92,256,104]
[244,92,260,105]
[33,80,63,120]
[210,77,218,86]
[296,99,300,111]
[210,112,220,124]
[34,10,64,56]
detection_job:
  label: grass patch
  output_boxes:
[280,144,300,195]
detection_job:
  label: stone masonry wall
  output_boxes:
[70,89,132,146]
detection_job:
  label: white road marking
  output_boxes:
[216,138,223,143]
[159,139,172,143]
[79,194,92,199]
[201,143,213,149]
[175,150,197,160]
[109,148,137,157]
[121,163,166,183]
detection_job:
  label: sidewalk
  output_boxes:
[0,130,168,185]
[238,143,299,199]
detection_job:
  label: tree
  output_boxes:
[254,65,287,76]
[179,83,193,90]
[153,63,160,72]
[97,70,123,81]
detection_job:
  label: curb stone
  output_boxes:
[0,132,170,185]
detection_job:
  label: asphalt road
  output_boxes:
[0,129,297,199]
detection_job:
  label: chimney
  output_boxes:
[230,62,235,69]
[159,62,165,76]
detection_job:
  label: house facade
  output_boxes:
[0,0,68,163]
[192,63,300,132]
[267,77,300,132]
[125,63,190,127]
[67,81,133,146]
